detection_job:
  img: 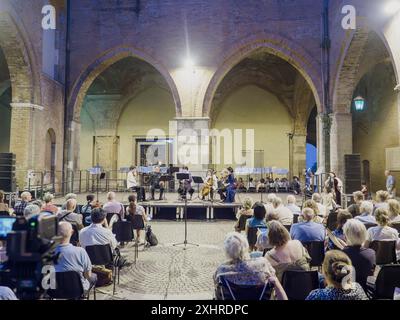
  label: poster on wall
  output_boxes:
[135,138,174,166]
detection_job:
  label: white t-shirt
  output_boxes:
[367,226,399,242]
[127,171,138,189]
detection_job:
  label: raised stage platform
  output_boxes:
[53,192,303,221]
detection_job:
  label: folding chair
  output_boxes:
[367,265,400,299]
[281,270,319,300]
[326,212,338,231]
[112,220,137,262]
[370,240,397,265]
[236,215,251,232]
[283,225,291,232]
[47,271,95,300]
[215,275,274,300]
[85,244,119,295]
[302,241,325,268]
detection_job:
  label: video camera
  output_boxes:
[0,214,60,299]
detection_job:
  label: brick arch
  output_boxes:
[69,46,182,121]
[0,11,40,105]
[203,33,323,117]
[332,24,398,114]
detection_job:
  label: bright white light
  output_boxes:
[384,1,400,15]
[184,57,195,69]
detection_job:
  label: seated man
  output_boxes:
[355,201,377,226]
[58,198,84,230]
[286,195,301,216]
[272,196,293,225]
[290,208,326,242]
[103,191,125,222]
[79,208,117,250]
[13,191,32,216]
[149,166,165,201]
[54,222,97,293]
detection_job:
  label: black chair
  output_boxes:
[112,221,134,243]
[302,241,325,268]
[47,271,92,300]
[364,222,378,230]
[326,212,338,231]
[368,265,400,299]
[293,214,299,224]
[85,244,118,295]
[216,275,274,300]
[390,223,400,233]
[70,223,80,246]
[370,241,397,265]
[236,215,251,232]
[281,270,319,300]
[283,225,291,232]
[131,214,145,230]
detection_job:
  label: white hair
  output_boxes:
[43,193,54,203]
[224,232,250,262]
[66,198,77,211]
[302,207,315,221]
[272,196,282,208]
[24,204,40,217]
[286,195,296,204]
[359,201,374,216]
[267,193,277,203]
[343,219,367,246]
[65,193,77,201]
[21,191,31,201]
[107,192,116,201]
[312,193,322,203]
[58,221,73,239]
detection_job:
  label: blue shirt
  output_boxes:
[247,217,266,228]
[387,175,396,190]
[290,221,325,242]
[54,243,92,290]
[355,214,376,225]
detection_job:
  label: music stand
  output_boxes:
[192,176,204,199]
[173,173,199,249]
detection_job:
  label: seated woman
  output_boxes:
[125,195,148,243]
[234,198,253,232]
[214,232,287,300]
[355,201,377,225]
[388,199,400,224]
[342,219,376,291]
[265,220,311,281]
[301,199,324,224]
[364,208,400,258]
[327,210,352,250]
[306,250,368,300]
[374,190,389,212]
[245,202,267,251]
[256,179,266,193]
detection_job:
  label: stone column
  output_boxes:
[316,113,331,174]
[9,103,44,188]
[292,133,307,181]
[94,136,119,172]
[171,117,210,172]
[330,112,353,182]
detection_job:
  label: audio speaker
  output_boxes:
[344,154,361,194]
[0,153,16,192]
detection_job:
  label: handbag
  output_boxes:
[92,266,113,287]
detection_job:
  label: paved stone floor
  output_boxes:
[94,220,235,300]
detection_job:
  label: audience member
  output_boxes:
[290,208,325,242]
[306,250,368,300]
[125,195,147,243]
[347,191,364,217]
[264,194,276,215]
[272,196,293,225]
[342,219,376,290]
[286,195,301,216]
[311,193,327,217]
[13,191,32,216]
[214,232,287,300]
[0,286,18,300]
[23,204,41,219]
[302,199,323,223]
[388,199,400,224]
[79,208,117,250]
[265,221,311,281]
[58,198,83,229]
[355,201,376,225]
[234,198,253,232]
[81,194,96,225]
[103,192,125,222]
[327,210,352,250]
[42,193,59,214]
[61,193,78,211]
[246,202,267,229]
[54,222,97,292]
[374,190,389,212]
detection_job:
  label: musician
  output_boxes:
[127,166,146,201]
[149,166,165,201]
[218,167,236,203]
[201,169,218,200]
[324,172,343,206]
[178,166,195,200]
